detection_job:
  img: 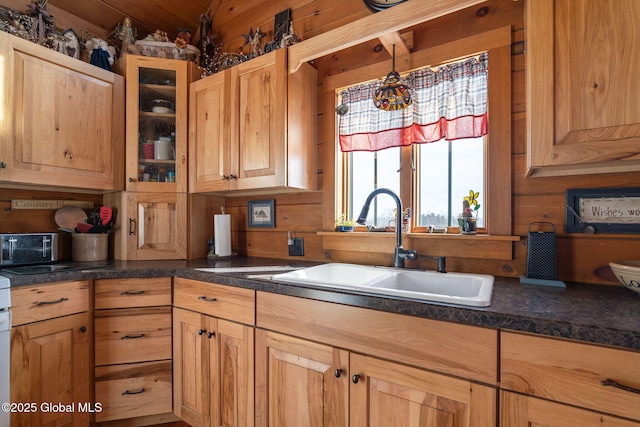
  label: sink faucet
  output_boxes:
[356,188,418,268]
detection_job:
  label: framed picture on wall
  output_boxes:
[248,199,275,228]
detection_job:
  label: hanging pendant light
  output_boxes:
[374,44,412,111]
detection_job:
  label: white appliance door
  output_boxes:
[0,311,10,427]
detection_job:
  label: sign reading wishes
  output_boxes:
[581,197,640,224]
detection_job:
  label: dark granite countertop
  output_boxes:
[2,257,639,351]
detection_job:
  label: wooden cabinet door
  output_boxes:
[255,329,349,427]
[215,319,254,427]
[235,49,287,190]
[10,312,91,427]
[173,307,213,427]
[0,31,124,191]
[109,191,187,260]
[350,353,496,427]
[501,391,640,427]
[124,55,196,193]
[526,0,640,176]
[189,67,235,193]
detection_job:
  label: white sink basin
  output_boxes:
[272,263,494,307]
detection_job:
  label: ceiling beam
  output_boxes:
[287,0,486,73]
[378,31,413,57]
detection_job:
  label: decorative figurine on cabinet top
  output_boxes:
[62,27,79,59]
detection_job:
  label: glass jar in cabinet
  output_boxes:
[123,55,199,192]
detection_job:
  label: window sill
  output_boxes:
[318,231,520,260]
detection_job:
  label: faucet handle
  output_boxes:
[404,249,418,261]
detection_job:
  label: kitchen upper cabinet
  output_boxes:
[121,55,199,192]
[526,0,640,176]
[0,31,124,191]
[189,48,317,194]
[105,191,187,260]
[501,331,640,424]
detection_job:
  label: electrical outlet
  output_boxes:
[288,237,304,256]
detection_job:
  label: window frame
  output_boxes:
[323,27,512,236]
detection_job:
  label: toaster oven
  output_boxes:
[0,233,61,266]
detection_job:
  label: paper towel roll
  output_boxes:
[214,214,232,256]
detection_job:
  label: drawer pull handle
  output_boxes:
[121,334,145,340]
[121,290,145,295]
[121,388,145,396]
[198,296,217,303]
[601,378,640,395]
[36,297,69,306]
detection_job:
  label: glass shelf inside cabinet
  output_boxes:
[138,67,177,184]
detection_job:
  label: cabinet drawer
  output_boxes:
[95,307,172,365]
[11,281,89,326]
[174,278,255,325]
[95,277,172,309]
[95,360,172,422]
[501,331,640,422]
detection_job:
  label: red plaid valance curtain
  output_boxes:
[338,53,488,152]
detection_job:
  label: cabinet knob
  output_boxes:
[222,175,229,180]
[198,329,206,335]
[79,326,87,333]
[207,331,215,339]
[0,162,6,168]
[128,177,135,182]
[334,369,343,378]
[229,174,237,180]
[352,374,361,384]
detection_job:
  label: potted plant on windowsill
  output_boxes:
[335,214,356,232]
[458,190,480,235]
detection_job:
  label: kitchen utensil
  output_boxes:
[99,207,113,226]
[75,222,94,233]
[609,260,640,295]
[566,204,596,234]
[54,206,87,230]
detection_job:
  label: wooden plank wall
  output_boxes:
[3,0,639,285]
[213,0,640,285]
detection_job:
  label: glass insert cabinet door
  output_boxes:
[125,57,193,192]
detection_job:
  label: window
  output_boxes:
[339,54,487,231]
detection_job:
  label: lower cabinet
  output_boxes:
[501,391,640,427]
[255,292,497,427]
[254,329,349,427]
[94,277,173,423]
[173,278,255,427]
[255,329,495,427]
[350,353,495,427]
[10,281,91,427]
[501,331,640,426]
